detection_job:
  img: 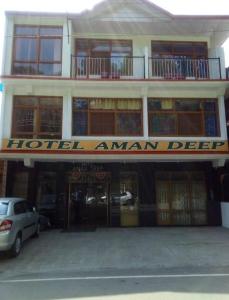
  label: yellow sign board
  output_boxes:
[2,139,229,154]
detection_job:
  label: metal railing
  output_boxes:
[149,57,222,80]
[71,56,145,79]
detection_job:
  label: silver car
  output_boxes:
[0,198,40,257]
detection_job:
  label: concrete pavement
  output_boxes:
[1,227,229,278]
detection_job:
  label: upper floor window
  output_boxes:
[148,98,219,137]
[74,39,132,78]
[151,41,208,79]
[151,41,207,59]
[12,96,63,139]
[12,26,63,76]
[72,98,142,136]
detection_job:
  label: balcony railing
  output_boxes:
[149,57,222,80]
[71,56,222,80]
[71,56,145,79]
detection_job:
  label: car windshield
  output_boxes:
[0,202,8,215]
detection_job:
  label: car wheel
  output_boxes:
[32,223,40,238]
[9,233,22,258]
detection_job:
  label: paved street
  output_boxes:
[1,227,229,299]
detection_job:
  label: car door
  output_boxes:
[14,201,29,241]
[23,202,37,237]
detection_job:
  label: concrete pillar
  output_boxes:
[62,92,72,139]
[62,19,72,77]
[144,46,149,79]
[218,95,227,139]
[143,95,148,138]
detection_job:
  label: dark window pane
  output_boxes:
[152,42,172,53]
[148,99,161,111]
[14,109,34,132]
[38,63,61,76]
[90,112,115,135]
[40,39,62,61]
[178,114,202,135]
[203,100,216,112]
[40,109,62,133]
[175,100,201,111]
[39,97,62,107]
[72,112,88,136]
[73,99,88,110]
[149,114,176,135]
[15,26,39,36]
[40,27,63,36]
[14,97,37,106]
[205,113,217,136]
[117,113,142,135]
[13,63,38,75]
[111,41,132,54]
[15,38,37,61]
[14,202,26,215]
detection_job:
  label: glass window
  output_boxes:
[12,96,63,139]
[72,112,88,136]
[90,112,115,135]
[14,109,34,133]
[148,98,219,137]
[15,26,39,36]
[149,114,176,135]
[117,113,142,135]
[15,38,37,61]
[72,98,143,136]
[0,202,8,215]
[14,202,26,215]
[13,25,62,76]
[175,100,200,111]
[178,113,203,136]
[40,39,62,61]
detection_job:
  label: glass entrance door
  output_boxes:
[120,172,139,227]
[68,182,109,228]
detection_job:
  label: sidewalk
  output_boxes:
[1,227,229,278]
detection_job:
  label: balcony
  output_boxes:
[71,56,145,80]
[149,57,222,80]
[71,56,222,81]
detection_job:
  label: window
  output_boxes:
[148,98,219,137]
[156,172,207,225]
[72,98,142,136]
[12,96,63,139]
[12,25,62,76]
[151,41,208,78]
[75,39,132,77]
[14,201,26,215]
[0,202,8,215]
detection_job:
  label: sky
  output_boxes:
[1,0,229,73]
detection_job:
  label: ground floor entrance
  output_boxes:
[5,161,221,228]
[68,181,109,228]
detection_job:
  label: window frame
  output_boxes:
[12,25,63,76]
[72,98,143,137]
[12,96,63,139]
[148,98,220,137]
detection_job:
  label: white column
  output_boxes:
[218,95,227,139]
[62,19,72,77]
[144,46,149,79]
[62,92,72,139]
[2,17,14,75]
[0,89,6,149]
[143,95,148,138]
[2,89,13,140]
